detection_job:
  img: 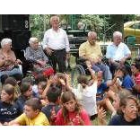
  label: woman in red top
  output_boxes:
[55,91,91,125]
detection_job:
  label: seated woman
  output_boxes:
[0,38,23,81]
[24,37,54,78]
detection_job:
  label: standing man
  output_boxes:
[43,15,70,73]
[79,31,112,82]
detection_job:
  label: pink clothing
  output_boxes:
[55,109,91,125]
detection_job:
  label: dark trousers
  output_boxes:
[49,49,66,73]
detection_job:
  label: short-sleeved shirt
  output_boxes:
[15,112,49,126]
[79,41,102,61]
[109,114,140,125]
[106,42,131,61]
[0,101,22,123]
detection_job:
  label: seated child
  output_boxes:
[9,98,49,126]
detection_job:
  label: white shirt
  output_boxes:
[43,28,70,52]
[72,81,97,116]
[106,42,131,61]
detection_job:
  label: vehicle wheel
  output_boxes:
[71,64,86,88]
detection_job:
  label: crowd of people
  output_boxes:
[0,15,140,126]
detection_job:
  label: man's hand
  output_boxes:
[46,47,54,56]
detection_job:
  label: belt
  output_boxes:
[51,48,65,52]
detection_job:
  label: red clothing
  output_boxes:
[134,73,140,85]
[55,109,91,125]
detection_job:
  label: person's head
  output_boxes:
[61,91,81,113]
[1,84,15,103]
[77,75,88,88]
[50,15,60,30]
[4,77,17,87]
[113,89,132,113]
[120,95,139,122]
[47,87,61,104]
[38,81,47,95]
[1,38,12,51]
[96,71,103,86]
[131,60,140,75]
[29,37,39,50]
[115,66,129,78]
[87,31,97,45]
[20,82,33,98]
[24,98,42,119]
[53,73,66,86]
[113,31,122,46]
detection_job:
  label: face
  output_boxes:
[97,77,103,86]
[112,95,120,111]
[51,17,59,29]
[0,90,13,103]
[113,36,122,46]
[131,65,139,75]
[38,85,44,95]
[63,99,76,112]
[24,105,38,119]
[24,85,33,98]
[30,40,39,50]
[88,35,97,45]
[3,43,12,51]
[122,99,138,122]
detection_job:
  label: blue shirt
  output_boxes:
[122,75,134,91]
[96,83,108,101]
[0,101,22,123]
[106,42,131,61]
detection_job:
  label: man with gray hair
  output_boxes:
[43,15,70,73]
[106,31,131,74]
[79,31,112,81]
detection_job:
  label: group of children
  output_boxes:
[0,58,140,126]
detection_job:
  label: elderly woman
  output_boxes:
[25,37,54,77]
[0,38,23,81]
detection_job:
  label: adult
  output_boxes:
[25,37,54,77]
[79,31,112,81]
[43,15,70,73]
[0,38,23,81]
[106,31,131,75]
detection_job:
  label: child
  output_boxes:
[9,98,49,126]
[131,60,140,97]
[16,81,33,112]
[55,91,91,125]
[37,81,48,106]
[0,84,22,125]
[41,86,61,124]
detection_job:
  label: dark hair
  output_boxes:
[20,82,31,94]
[25,98,42,111]
[2,84,15,96]
[116,66,128,76]
[4,77,17,86]
[77,75,88,85]
[61,91,82,123]
[47,87,61,103]
[38,81,46,90]
[131,60,140,71]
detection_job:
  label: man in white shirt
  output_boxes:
[43,15,70,73]
[106,31,131,74]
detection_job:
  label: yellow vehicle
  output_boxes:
[124,21,140,44]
